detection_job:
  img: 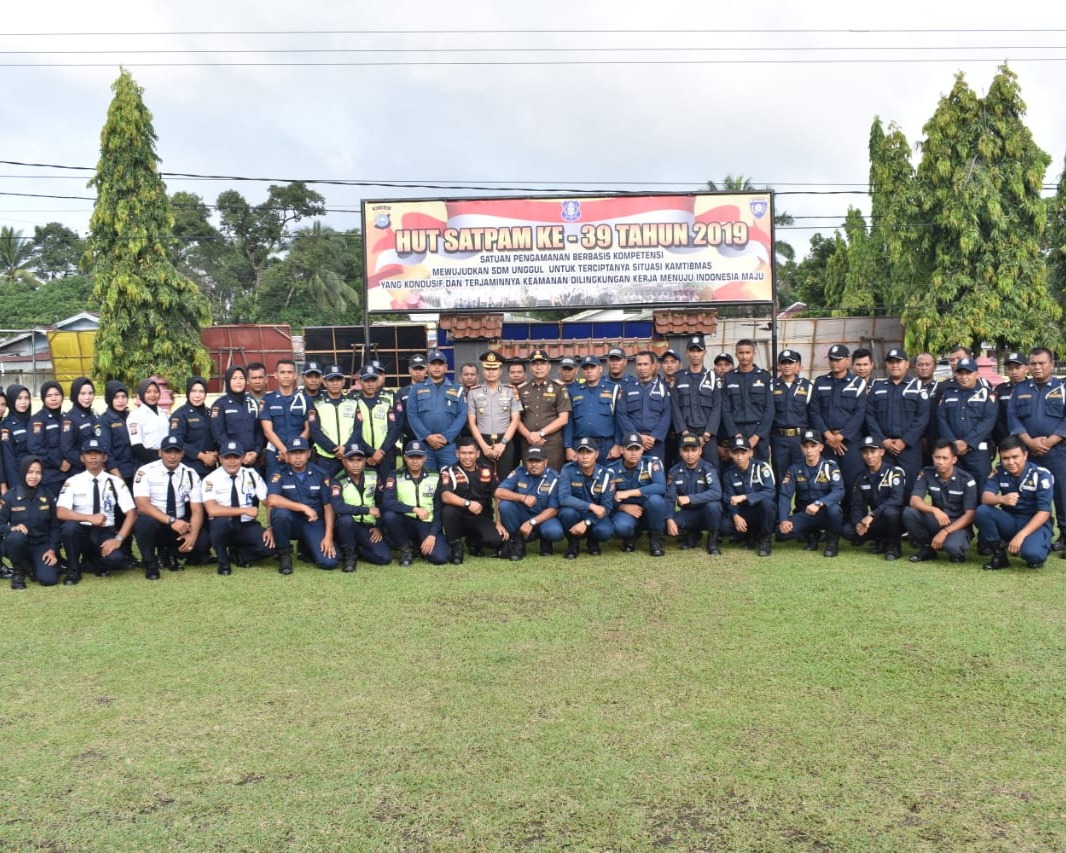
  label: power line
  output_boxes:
[6,28,1066,36]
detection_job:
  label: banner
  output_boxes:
[362,192,774,313]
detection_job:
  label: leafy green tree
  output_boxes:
[1046,154,1066,310]
[31,223,85,281]
[834,207,880,315]
[788,233,839,312]
[0,274,94,327]
[84,68,213,387]
[903,66,1060,354]
[0,226,42,288]
[868,118,919,312]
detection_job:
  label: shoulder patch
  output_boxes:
[270,473,282,483]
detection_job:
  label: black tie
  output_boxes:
[92,477,101,515]
[230,474,240,510]
[166,471,177,517]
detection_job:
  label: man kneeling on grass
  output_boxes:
[558,437,616,559]
[494,446,564,561]
[975,435,1054,570]
[721,435,776,556]
[266,436,337,574]
[776,429,845,558]
[664,433,723,555]
[380,440,448,566]
[846,436,905,561]
[902,439,978,564]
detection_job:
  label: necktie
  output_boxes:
[231,474,240,511]
[166,471,177,516]
[92,477,101,515]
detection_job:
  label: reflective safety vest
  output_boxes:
[355,395,392,450]
[313,396,359,456]
[394,471,439,521]
[333,470,379,525]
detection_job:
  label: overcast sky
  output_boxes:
[3,1,1066,261]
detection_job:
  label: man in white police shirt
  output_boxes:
[202,440,276,576]
[56,437,137,584]
[132,433,209,580]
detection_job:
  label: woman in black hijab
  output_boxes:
[0,456,61,589]
[209,366,263,466]
[0,383,32,491]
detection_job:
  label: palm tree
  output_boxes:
[707,175,795,265]
[0,226,42,288]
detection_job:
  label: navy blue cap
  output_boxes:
[220,440,244,457]
[679,433,701,448]
[359,365,380,380]
[324,364,346,379]
[687,335,706,351]
[524,446,547,461]
[408,355,427,367]
[161,434,184,451]
[1004,352,1025,366]
[82,437,105,453]
[827,344,850,360]
[622,433,643,449]
[955,357,978,373]
[885,348,908,362]
[800,429,821,444]
[581,355,602,367]
[343,442,369,458]
[426,349,447,364]
[287,436,310,452]
[861,435,882,450]
[303,361,323,375]
[404,440,428,457]
[574,437,599,452]
[559,357,578,368]
[730,435,752,452]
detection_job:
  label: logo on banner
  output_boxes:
[749,199,768,218]
[374,213,391,229]
[561,200,581,222]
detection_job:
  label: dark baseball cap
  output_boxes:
[827,344,850,360]
[622,433,643,449]
[1004,352,1025,365]
[885,348,908,362]
[408,355,427,368]
[160,434,184,451]
[574,437,599,452]
[324,364,346,379]
[606,347,626,360]
[343,442,369,458]
[861,435,882,450]
[220,440,244,457]
[288,436,310,452]
[713,352,734,365]
[955,357,978,373]
[82,437,105,453]
[426,349,447,364]
[303,361,323,376]
[403,440,428,457]
[687,335,706,351]
[778,349,801,363]
[524,446,547,461]
[581,355,602,367]
[359,365,380,381]
[729,435,752,452]
[559,357,578,369]
[679,433,701,449]
[800,429,821,445]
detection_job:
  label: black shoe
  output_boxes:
[757,536,772,557]
[621,538,636,553]
[0,562,14,580]
[587,542,602,556]
[145,564,161,580]
[1052,539,1065,553]
[217,566,232,576]
[11,573,26,590]
[399,546,414,567]
[538,541,553,557]
[949,554,966,563]
[884,548,901,561]
[869,540,886,554]
[508,539,526,562]
[278,549,294,575]
[678,532,695,550]
[565,539,579,560]
[1027,560,1046,569]
[803,533,820,551]
[341,546,357,573]
[448,541,464,565]
[64,572,81,586]
[468,543,484,558]
[823,538,839,558]
[909,547,937,563]
[982,547,1009,571]
[977,542,992,556]
[649,535,665,557]
[706,531,721,556]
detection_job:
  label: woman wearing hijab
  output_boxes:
[0,456,61,589]
[209,366,263,466]
[98,381,138,484]
[60,377,100,476]
[127,378,170,464]
[1,383,32,493]
[169,376,218,478]
[27,381,68,498]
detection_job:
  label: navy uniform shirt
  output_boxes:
[1007,377,1066,441]
[722,459,776,516]
[27,406,66,487]
[850,462,906,524]
[558,461,616,518]
[809,371,867,441]
[1,413,31,488]
[937,384,997,451]
[61,406,100,472]
[406,379,468,442]
[982,460,1054,520]
[267,462,333,514]
[865,377,930,446]
[770,376,812,430]
[911,466,978,521]
[565,380,620,445]
[259,390,312,448]
[607,456,666,507]
[670,369,721,436]
[210,394,263,454]
[617,377,672,441]
[0,484,60,550]
[664,460,722,512]
[721,367,773,443]
[497,464,561,515]
[170,403,215,476]
[777,457,844,520]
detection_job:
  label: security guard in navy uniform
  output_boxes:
[395,354,429,448]
[809,345,867,514]
[776,430,845,557]
[936,356,998,482]
[769,348,812,487]
[405,350,468,473]
[0,455,61,589]
[60,377,100,476]
[380,439,449,566]
[495,446,565,560]
[903,439,978,563]
[565,356,621,465]
[352,364,402,476]
[865,348,930,496]
[1007,346,1066,552]
[330,441,393,572]
[671,335,722,466]
[558,437,617,558]
[721,339,774,461]
[993,352,1028,447]
[438,436,506,564]
[664,433,724,554]
[266,435,338,573]
[721,435,777,556]
[467,350,522,477]
[616,350,672,462]
[847,436,906,561]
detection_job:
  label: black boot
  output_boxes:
[982,545,1009,571]
[0,560,14,580]
[757,535,772,557]
[706,530,722,556]
[822,537,839,558]
[538,539,553,557]
[144,561,161,581]
[909,546,937,563]
[277,548,294,575]
[11,569,26,590]
[508,538,526,562]
[804,532,820,551]
[448,540,464,565]
[884,540,901,561]
[565,537,580,560]
[621,537,636,553]
[64,569,82,585]
[649,534,665,557]
[399,545,414,567]
[341,546,357,573]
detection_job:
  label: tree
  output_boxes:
[903,66,1060,354]
[31,223,85,281]
[868,117,920,313]
[0,226,41,288]
[84,68,213,387]
[1046,154,1066,310]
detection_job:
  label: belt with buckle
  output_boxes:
[774,427,802,437]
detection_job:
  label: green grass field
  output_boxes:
[4,541,1065,851]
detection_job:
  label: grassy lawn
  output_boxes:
[3,541,1065,850]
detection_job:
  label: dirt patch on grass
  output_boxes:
[647,795,751,848]
[431,592,557,622]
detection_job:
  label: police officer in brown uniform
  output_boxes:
[517,350,572,473]
[467,351,523,477]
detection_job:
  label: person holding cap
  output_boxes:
[721,339,774,463]
[517,349,572,474]
[558,437,616,558]
[405,349,468,472]
[846,436,906,560]
[467,351,522,476]
[308,364,359,477]
[809,344,868,518]
[770,348,812,486]
[865,348,930,495]
[671,335,722,467]
[330,441,393,572]
[494,445,564,560]
[259,359,311,478]
[266,435,338,573]
[201,440,276,576]
[993,352,1028,447]
[352,363,402,476]
[936,356,998,481]
[132,434,210,579]
[380,439,448,566]
[903,439,978,563]
[608,432,668,556]
[565,356,621,465]
[776,429,845,557]
[300,361,325,401]
[55,438,137,584]
[721,435,777,556]
[438,436,507,564]
[665,432,724,554]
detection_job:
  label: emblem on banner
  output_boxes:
[374,213,391,229]
[561,200,581,222]
[749,199,768,218]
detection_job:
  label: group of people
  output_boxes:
[0,337,1059,588]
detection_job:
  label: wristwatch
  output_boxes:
[539,430,546,439]
[464,500,471,509]
[530,518,538,527]
[167,515,176,525]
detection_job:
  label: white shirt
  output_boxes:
[57,470,135,528]
[202,466,267,513]
[127,403,171,450]
[132,460,202,518]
